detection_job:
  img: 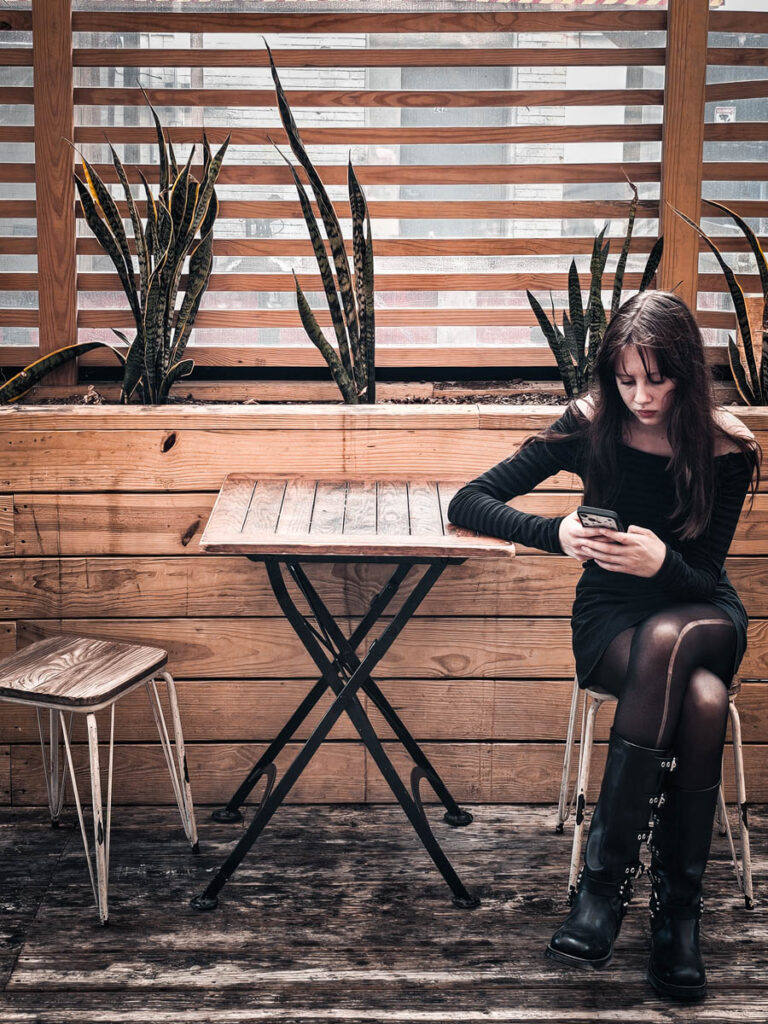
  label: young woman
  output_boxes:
[447,290,761,1001]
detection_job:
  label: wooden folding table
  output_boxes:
[191,475,517,913]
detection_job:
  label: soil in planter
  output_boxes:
[22,380,571,406]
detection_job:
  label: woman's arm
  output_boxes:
[447,405,583,554]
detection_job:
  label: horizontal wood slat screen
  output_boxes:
[696,8,766,351]
[1,2,766,376]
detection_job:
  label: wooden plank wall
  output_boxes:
[1,404,767,807]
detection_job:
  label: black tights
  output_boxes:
[589,604,736,790]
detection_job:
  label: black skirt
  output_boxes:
[572,564,748,689]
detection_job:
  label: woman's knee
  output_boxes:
[684,667,729,723]
[631,615,682,665]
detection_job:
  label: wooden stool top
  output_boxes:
[0,636,168,709]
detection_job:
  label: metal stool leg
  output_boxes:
[145,674,199,852]
[716,780,728,836]
[729,699,755,909]
[567,694,600,901]
[555,678,581,834]
[60,707,114,926]
[36,707,72,827]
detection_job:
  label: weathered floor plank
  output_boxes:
[0,805,765,1023]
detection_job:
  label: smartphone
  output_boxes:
[577,505,625,532]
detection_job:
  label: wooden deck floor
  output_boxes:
[0,803,766,1023]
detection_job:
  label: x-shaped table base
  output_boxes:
[191,555,480,912]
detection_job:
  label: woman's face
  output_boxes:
[614,345,677,430]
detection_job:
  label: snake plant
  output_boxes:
[673,199,768,405]
[266,42,375,404]
[527,181,664,399]
[75,87,229,403]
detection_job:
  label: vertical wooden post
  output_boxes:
[32,0,77,384]
[658,0,709,312]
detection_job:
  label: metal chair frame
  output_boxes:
[6,669,198,925]
[555,675,754,909]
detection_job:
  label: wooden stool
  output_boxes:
[0,635,198,925]
[555,674,754,908]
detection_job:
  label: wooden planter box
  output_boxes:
[1,404,767,807]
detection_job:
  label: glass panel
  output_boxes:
[0,327,37,348]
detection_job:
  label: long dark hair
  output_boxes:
[520,291,761,540]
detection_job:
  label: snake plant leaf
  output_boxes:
[171,226,213,367]
[362,203,376,403]
[527,290,577,399]
[142,251,171,404]
[562,310,585,394]
[154,195,174,258]
[761,322,768,401]
[526,288,559,348]
[273,144,354,382]
[169,154,193,253]
[120,329,147,403]
[265,42,360,350]
[108,142,150,300]
[612,181,639,316]
[137,169,159,263]
[704,199,768,298]
[587,229,610,349]
[674,206,760,398]
[171,181,200,290]
[179,135,229,256]
[202,130,212,179]
[167,137,179,184]
[138,82,168,197]
[0,343,113,404]
[728,335,757,405]
[348,157,373,394]
[109,329,130,355]
[294,273,358,404]
[159,358,194,403]
[79,156,135,286]
[200,185,219,252]
[74,174,141,323]
[567,259,585,365]
[562,311,580,367]
[639,236,664,292]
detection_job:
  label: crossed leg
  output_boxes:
[588,604,737,788]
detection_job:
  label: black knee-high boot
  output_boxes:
[647,782,720,1001]
[546,729,674,969]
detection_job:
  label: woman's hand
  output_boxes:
[558,510,614,562]
[577,523,667,578]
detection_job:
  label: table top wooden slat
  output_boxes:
[377,481,410,536]
[343,480,378,536]
[310,481,348,536]
[276,479,317,536]
[242,479,287,537]
[200,475,516,559]
[407,480,444,537]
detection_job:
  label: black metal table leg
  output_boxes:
[211,561,414,823]
[192,557,479,911]
[273,560,478,908]
[289,562,473,828]
[210,677,329,823]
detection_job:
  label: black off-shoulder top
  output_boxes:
[447,405,754,687]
